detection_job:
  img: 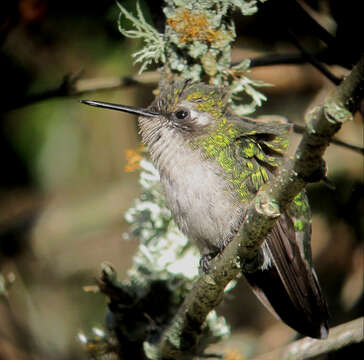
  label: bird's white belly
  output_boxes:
[160,152,243,254]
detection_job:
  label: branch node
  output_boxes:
[324,100,354,124]
[255,193,281,219]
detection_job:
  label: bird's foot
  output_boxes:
[199,251,219,273]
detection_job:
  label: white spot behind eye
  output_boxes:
[190,109,210,126]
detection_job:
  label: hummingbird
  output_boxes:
[81,80,329,339]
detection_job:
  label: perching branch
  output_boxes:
[252,317,363,360]
[154,53,364,360]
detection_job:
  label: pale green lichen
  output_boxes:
[124,159,200,280]
[230,60,272,115]
[117,1,166,74]
[163,1,269,114]
[324,100,353,124]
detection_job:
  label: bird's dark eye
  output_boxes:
[174,109,189,120]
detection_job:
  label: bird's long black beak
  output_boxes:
[80,100,159,117]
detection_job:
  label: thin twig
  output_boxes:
[155,53,364,360]
[248,53,308,68]
[293,124,364,155]
[252,317,363,360]
[287,30,342,85]
[284,0,336,48]
[243,51,343,69]
[4,71,159,111]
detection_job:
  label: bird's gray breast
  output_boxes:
[152,134,243,254]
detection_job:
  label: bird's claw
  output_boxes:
[199,252,219,273]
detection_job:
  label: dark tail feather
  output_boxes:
[242,212,329,339]
[244,265,329,339]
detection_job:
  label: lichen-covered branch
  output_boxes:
[155,53,364,359]
[252,317,363,360]
[118,0,270,115]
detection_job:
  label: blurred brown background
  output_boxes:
[0,0,362,359]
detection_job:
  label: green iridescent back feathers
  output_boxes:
[154,81,291,201]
